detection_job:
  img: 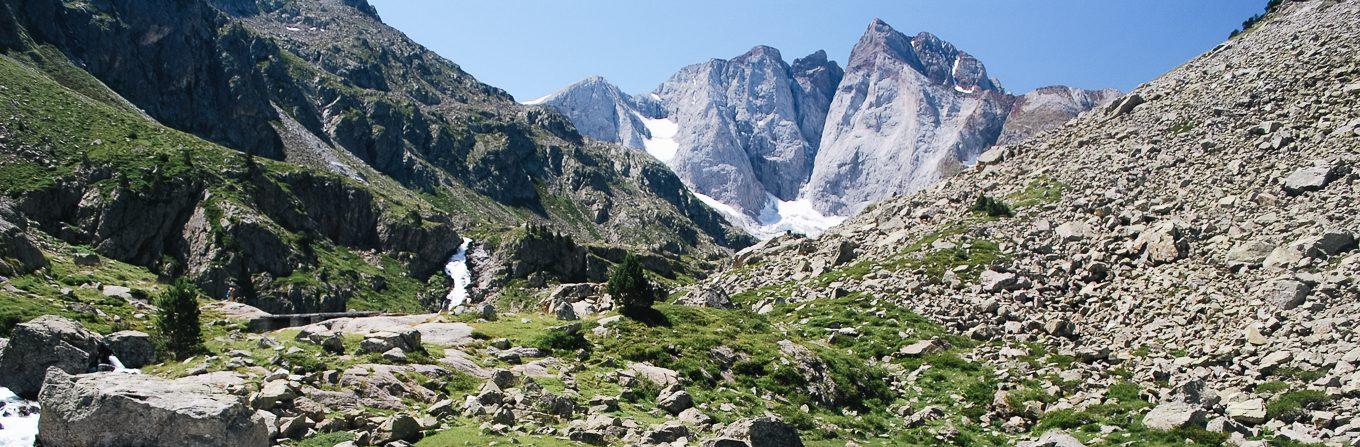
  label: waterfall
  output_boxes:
[443,237,473,310]
[0,387,39,447]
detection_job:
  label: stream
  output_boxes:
[443,237,473,310]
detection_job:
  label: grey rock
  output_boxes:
[0,315,103,399]
[1281,160,1346,195]
[1142,402,1206,430]
[0,199,47,276]
[375,414,422,444]
[1270,279,1312,310]
[999,86,1121,145]
[705,416,803,447]
[38,368,269,446]
[806,20,1011,215]
[105,330,156,368]
[1019,429,1087,447]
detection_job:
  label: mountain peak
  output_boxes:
[868,17,894,33]
[736,45,784,62]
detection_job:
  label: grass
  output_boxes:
[416,421,582,446]
[1266,390,1329,422]
[290,432,354,447]
[1009,177,1066,209]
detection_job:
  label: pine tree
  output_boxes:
[608,254,656,312]
[154,278,204,360]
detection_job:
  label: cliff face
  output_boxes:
[803,20,1015,216]
[0,0,752,312]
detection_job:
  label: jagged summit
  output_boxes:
[538,17,1114,235]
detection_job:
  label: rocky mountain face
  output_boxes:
[540,47,843,216]
[0,0,751,313]
[525,76,656,150]
[655,45,842,213]
[706,1,1360,444]
[538,19,1114,228]
[802,20,1015,215]
[996,86,1122,146]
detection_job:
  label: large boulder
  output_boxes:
[1142,402,1206,431]
[0,315,103,399]
[704,416,803,447]
[106,330,156,368]
[1281,160,1346,196]
[1129,221,1189,265]
[38,369,270,447]
[677,284,735,309]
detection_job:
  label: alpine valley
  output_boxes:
[0,1,1357,447]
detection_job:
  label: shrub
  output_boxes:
[154,278,204,360]
[608,254,660,312]
[1266,389,1328,422]
[531,326,591,353]
[970,194,1013,218]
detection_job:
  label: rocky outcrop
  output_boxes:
[0,315,103,399]
[38,369,270,447]
[804,20,1014,215]
[0,198,46,276]
[997,86,1121,145]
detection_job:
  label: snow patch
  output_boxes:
[693,192,844,240]
[0,387,38,447]
[950,57,976,94]
[635,112,679,163]
[443,238,473,310]
[523,94,552,105]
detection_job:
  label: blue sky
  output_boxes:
[369,0,1267,101]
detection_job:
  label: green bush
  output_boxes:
[154,278,204,360]
[970,194,1014,218]
[1267,389,1328,422]
[531,326,590,353]
[608,254,660,312]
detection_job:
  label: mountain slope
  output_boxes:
[0,0,753,315]
[708,1,1360,444]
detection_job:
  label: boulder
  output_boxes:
[1281,160,1345,196]
[1055,221,1094,241]
[374,414,422,444]
[704,416,803,447]
[657,385,694,415]
[1269,279,1312,310]
[981,270,1031,292]
[1019,430,1087,447]
[38,369,269,446]
[0,315,104,399]
[1226,398,1267,425]
[678,284,735,309]
[1226,240,1274,267]
[0,200,47,276]
[1142,402,1206,431]
[1129,221,1189,265]
[106,330,156,368]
